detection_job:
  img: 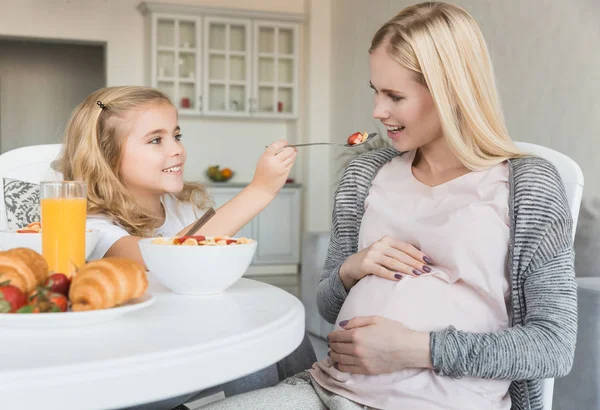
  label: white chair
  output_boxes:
[0,144,63,229]
[514,142,584,410]
[301,142,584,410]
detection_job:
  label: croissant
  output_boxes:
[69,257,148,311]
[0,248,48,293]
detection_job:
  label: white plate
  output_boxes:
[0,293,155,328]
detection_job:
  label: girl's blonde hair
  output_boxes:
[54,86,211,237]
[370,1,523,170]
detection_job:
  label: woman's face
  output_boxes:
[369,46,443,152]
[120,102,186,200]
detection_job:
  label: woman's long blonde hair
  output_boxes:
[370,1,523,170]
[54,86,211,237]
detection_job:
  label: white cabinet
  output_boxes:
[210,185,301,266]
[254,188,300,264]
[141,3,302,119]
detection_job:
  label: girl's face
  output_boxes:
[120,102,186,200]
[369,46,443,152]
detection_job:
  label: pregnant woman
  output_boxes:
[202,2,577,409]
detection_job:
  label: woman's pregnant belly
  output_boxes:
[337,273,509,334]
[309,274,512,410]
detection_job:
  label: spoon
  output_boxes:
[273,133,378,153]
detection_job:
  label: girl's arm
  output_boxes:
[180,140,296,237]
[105,141,296,269]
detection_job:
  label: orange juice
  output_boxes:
[41,198,87,277]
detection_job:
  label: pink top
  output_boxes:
[310,150,512,410]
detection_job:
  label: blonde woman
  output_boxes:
[54,86,316,409]
[202,2,576,410]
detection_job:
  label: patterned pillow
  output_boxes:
[3,178,40,230]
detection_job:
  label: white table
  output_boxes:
[0,277,306,410]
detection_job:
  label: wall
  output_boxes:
[302,0,333,232]
[330,0,600,197]
[0,0,306,184]
[0,38,105,153]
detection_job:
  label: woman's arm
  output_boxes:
[317,161,360,324]
[430,212,577,380]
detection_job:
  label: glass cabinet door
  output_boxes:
[154,15,201,114]
[253,21,298,118]
[203,17,251,116]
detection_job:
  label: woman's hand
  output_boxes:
[339,236,433,290]
[327,316,432,374]
[250,140,297,198]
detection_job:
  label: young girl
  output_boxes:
[202,2,576,409]
[55,86,296,266]
[54,85,316,409]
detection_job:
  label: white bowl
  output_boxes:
[0,229,100,259]
[138,238,257,295]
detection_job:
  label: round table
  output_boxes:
[0,277,306,410]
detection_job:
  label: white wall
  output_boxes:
[303,0,333,232]
[330,0,600,197]
[0,0,306,184]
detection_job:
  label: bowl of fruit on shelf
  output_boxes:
[206,165,234,183]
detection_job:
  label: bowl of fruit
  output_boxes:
[139,235,257,295]
[206,165,234,182]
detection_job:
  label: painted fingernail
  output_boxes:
[339,320,349,327]
[412,269,422,276]
[334,363,339,370]
[394,273,402,279]
[423,256,433,264]
[328,351,331,356]
[423,265,432,273]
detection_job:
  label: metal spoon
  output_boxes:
[273,133,378,153]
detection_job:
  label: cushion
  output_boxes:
[3,178,40,230]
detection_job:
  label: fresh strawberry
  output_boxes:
[29,288,69,313]
[16,305,43,313]
[174,235,206,244]
[226,239,237,245]
[43,273,71,296]
[347,132,364,146]
[0,281,28,313]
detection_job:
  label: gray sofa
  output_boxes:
[300,201,600,410]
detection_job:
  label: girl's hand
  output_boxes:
[250,140,297,197]
[339,236,433,290]
[327,316,432,374]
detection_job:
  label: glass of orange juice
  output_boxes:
[40,181,87,277]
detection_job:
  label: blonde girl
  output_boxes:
[55,85,316,409]
[55,86,296,266]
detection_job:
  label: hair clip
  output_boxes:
[96,100,106,110]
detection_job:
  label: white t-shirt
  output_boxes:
[86,194,203,261]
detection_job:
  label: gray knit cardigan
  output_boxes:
[317,148,577,410]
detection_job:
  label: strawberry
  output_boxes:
[0,281,28,313]
[29,288,69,313]
[174,235,206,244]
[43,273,71,296]
[347,132,364,146]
